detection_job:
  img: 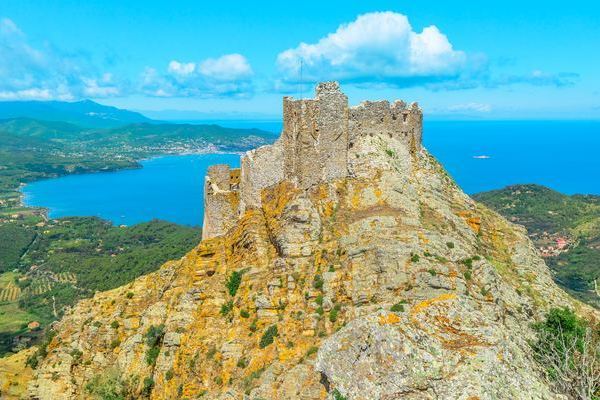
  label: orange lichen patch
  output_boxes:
[378,313,402,325]
[351,190,361,209]
[467,396,481,400]
[262,181,299,219]
[410,293,457,319]
[456,210,481,233]
[418,231,429,245]
[434,315,488,352]
[467,217,481,233]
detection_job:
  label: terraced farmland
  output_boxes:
[0,283,20,302]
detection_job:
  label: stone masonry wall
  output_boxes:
[201,165,240,240]
[349,100,422,152]
[201,81,423,238]
[282,82,349,189]
[239,140,285,213]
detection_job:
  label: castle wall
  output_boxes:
[202,165,240,240]
[349,101,422,152]
[239,140,284,213]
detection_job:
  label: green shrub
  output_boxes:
[411,254,420,263]
[463,271,472,281]
[144,324,165,347]
[329,304,342,323]
[316,306,324,316]
[446,242,455,249]
[144,324,164,366]
[145,346,160,366]
[259,325,278,348]
[226,270,243,297]
[110,339,121,349]
[70,349,83,364]
[428,268,436,276]
[85,369,127,400]
[315,294,324,306]
[333,389,348,400]
[142,376,154,396]
[220,300,234,316]
[313,275,324,290]
[126,292,134,299]
[110,321,119,329]
[531,308,599,398]
[390,303,405,313]
[306,346,318,357]
[237,357,248,368]
[165,369,174,381]
[240,309,250,318]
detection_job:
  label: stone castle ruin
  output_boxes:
[202,81,423,239]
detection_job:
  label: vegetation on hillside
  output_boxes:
[532,308,599,399]
[474,184,600,307]
[0,218,200,356]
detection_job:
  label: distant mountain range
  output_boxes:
[0,99,154,128]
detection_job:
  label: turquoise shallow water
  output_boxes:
[22,120,600,226]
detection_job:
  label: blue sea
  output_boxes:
[23,153,240,227]
[22,120,600,227]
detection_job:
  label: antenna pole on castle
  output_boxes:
[299,59,303,100]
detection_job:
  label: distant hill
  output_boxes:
[0,99,154,128]
[0,118,84,140]
[0,118,275,150]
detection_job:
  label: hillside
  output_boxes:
[0,218,201,356]
[0,100,153,129]
[4,83,594,400]
[474,184,600,307]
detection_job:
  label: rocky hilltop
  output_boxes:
[12,83,593,399]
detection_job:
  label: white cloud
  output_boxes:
[448,103,492,113]
[0,18,254,100]
[168,61,196,77]
[140,54,254,98]
[199,54,253,81]
[0,17,121,100]
[276,12,466,86]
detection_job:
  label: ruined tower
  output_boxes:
[282,81,349,188]
[202,82,423,240]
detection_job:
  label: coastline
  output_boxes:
[16,151,241,228]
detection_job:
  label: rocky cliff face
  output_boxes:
[16,84,593,400]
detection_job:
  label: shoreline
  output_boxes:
[15,150,242,228]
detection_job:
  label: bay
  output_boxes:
[22,153,240,227]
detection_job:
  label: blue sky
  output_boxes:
[1,0,599,119]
